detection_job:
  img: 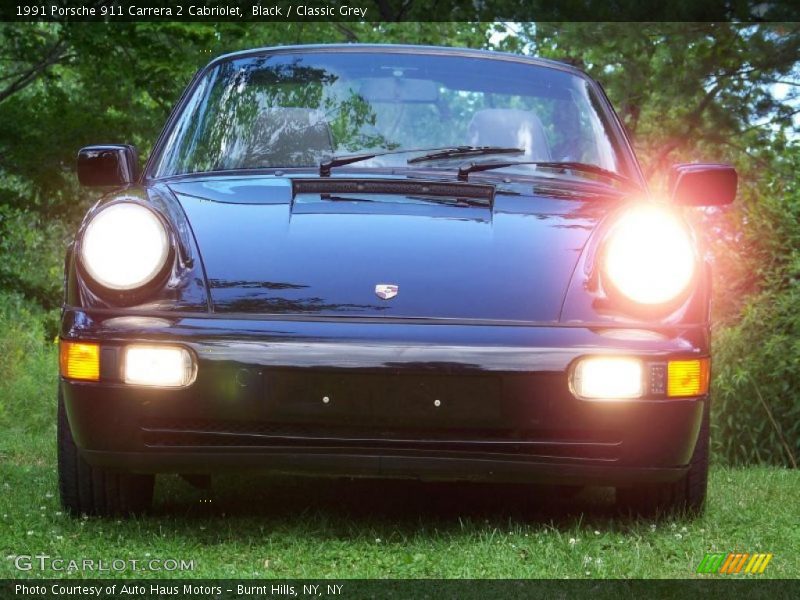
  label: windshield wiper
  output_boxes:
[406,146,525,164]
[319,145,524,176]
[455,160,637,188]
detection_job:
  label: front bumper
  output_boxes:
[61,309,708,485]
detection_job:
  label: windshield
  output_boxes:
[152,50,629,181]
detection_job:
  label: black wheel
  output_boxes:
[58,390,154,516]
[617,399,709,517]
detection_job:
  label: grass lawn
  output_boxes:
[1,340,798,580]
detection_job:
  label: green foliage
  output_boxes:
[509,23,799,182]
[0,204,69,320]
[0,292,58,432]
[710,148,800,466]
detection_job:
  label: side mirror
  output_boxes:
[77,145,138,187]
[668,163,737,206]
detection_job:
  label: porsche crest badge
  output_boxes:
[375,284,399,300]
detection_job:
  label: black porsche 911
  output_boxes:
[58,44,736,517]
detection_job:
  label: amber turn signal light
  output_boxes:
[667,358,710,397]
[59,341,100,381]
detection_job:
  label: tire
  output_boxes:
[58,390,154,517]
[616,398,709,517]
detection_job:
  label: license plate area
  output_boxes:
[264,368,504,428]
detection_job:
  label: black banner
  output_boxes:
[3,579,800,599]
[2,0,800,22]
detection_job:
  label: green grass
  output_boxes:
[1,455,799,579]
[1,312,799,579]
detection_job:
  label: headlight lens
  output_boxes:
[124,345,195,387]
[603,205,696,305]
[571,356,644,399]
[81,203,170,291]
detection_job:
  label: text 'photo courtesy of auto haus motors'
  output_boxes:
[16,582,342,597]
[57,44,737,518]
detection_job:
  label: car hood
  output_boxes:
[167,176,616,322]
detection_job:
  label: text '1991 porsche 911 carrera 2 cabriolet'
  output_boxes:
[58,44,737,517]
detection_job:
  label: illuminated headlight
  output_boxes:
[124,345,195,387]
[571,357,644,400]
[603,205,696,305]
[81,203,170,291]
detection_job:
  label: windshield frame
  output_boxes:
[142,44,646,189]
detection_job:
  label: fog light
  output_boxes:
[572,357,643,400]
[60,341,100,381]
[667,358,709,397]
[124,345,195,387]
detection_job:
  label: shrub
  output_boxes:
[710,148,800,467]
[0,292,58,434]
[0,204,69,337]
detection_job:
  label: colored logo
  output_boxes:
[375,284,399,300]
[696,552,773,574]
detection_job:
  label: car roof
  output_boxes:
[206,43,590,79]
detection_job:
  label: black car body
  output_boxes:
[58,45,736,516]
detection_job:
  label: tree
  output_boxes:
[501,23,799,178]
